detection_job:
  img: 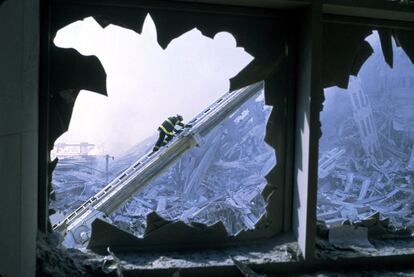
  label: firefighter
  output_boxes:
[152,114,192,152]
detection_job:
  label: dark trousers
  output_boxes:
[153,130,174,151]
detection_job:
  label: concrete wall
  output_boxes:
[292,2,322,259]
[0,0,39,276]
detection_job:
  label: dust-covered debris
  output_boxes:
[318,32,414,231]
[316,213,414,259]
[328,225,373,248]
[51,90,275,238]
[103,247,124,277]
[109,90,275,236]
[36,231,111,276]
[231,256,265,277]
[107,237,298,271]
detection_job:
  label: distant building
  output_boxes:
[348,77,382,159]
[52,142,95,158]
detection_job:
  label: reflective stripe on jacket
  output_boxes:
[158,116,184,135]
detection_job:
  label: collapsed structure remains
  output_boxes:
[317,35,414,233]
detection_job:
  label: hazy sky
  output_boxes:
[54,15,253,156]
[323,30,414,124]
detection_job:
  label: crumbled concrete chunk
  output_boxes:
[329,225,373,248]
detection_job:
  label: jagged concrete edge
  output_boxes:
[50,47,107,96]
[393,29,414,65]
[86,80,284,248]
[378,28,394,68]
[48,89,80,150]
[49,46,106,148]
[323,22,414,89]
[49,4,414,246]
[50,3,287,91]
[49,4,289,243]
[88,216,232,253]
[51,6,414,246]
[322,23,374,89]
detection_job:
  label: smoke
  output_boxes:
[53,14,253,157]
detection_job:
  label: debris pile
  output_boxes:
[36,231,111,276]
[110,91,275,236]
[319,213,413,249]
[50,91,276,237]
[316,213,414,259]
[50,135,156,220]
[318,81,414,229]
[317,35,414,231]
[50,156,108,218]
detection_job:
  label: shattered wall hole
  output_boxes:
[318,29,414,252]
[52,14,254,156]
[50,14,278,247]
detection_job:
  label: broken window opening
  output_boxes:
[49,14,278,248]
[318,29,414,254]
[109,87,275,239]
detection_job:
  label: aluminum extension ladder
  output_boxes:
[53,81,264,248]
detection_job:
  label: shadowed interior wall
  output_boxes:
[293,2,322,259]
[0,0,39,276]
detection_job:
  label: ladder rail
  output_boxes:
[53,81,264,236]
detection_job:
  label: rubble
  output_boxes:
[36,231,111,276]
[328,225,373,248]
[316,213,414,259]
[110,91,275,236]
[50,90,275,237]
[231,256,264,277]
[318,32,414,235]
[348,77,382,160]
[49,134,156,221]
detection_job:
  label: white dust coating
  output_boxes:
[54,15,253,156]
